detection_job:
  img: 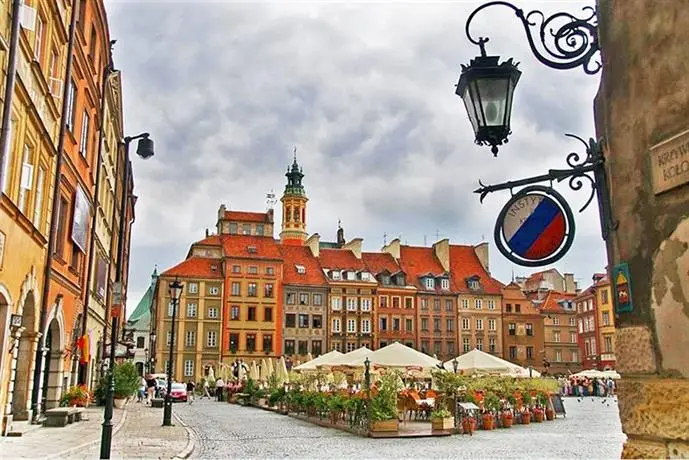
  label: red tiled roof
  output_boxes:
[398,245,445,290]
[502,282,528,300]
[362,252,401,275]
[540,291,577,313]
[279,245,327,286]
[449,245,502,295]
[223,235,282,260]
[224,210,271,223]
[574,284,596,301]
[193,235,223,246]
[160,257,223,279]
[318,248,365,270]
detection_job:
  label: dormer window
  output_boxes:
[247,246,257,254]
[441,278,450,290]
[381,275,391,285]
[466,276,481,291]
[424,278,435,290]
[469,280,479,290]
[346,271,356,281]
[332,271,341,280]
[360,272,371,281]
[295,264,306,274]
[210,264,218,272]
[396,274,405,286]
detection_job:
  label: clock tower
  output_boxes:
[280,152,308,245]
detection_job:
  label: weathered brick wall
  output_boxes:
[594,0,689,457]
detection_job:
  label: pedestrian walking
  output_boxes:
[215,377,225,402]
[186,380,196,404]
[145,374,157,404]
[203,379,211,399]
[137,376,146,402]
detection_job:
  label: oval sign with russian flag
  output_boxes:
[494,186,575,267]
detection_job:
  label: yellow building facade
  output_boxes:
[0,0,71,429]
[595,277,616,369]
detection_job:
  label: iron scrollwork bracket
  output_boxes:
[475,133,618,241]
[465,1,602,74]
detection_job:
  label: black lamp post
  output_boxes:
[363,357,371,390]
[163,278,183,427]
[452,358,459,374]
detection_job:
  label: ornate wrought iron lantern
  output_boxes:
[456,45,521,157]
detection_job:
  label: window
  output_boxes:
[207,307,218,319]
[228,223,237,234]
[188,283,198,294]
[445,299,453,312]
[433,299,441,311]
[32,166,45,229]
[553,331,561,343]
[591,338,597,355]
[420,318,428,331]
[506,304,512,313]
[487,300,495,310]
[346,342,355,353]
[55,196,68,256]
[515,304,521,313]
[379,296,388,308]
[184,360,194,377]
[461,299,469,309]
[246,334,256,351]
[265,265,274,275]
[136,336,145,348]
[34,13,45,61]
[247,306,256,321]
[332,318,341,333]
[230,305,240,320]
[508,323,516,335]
[209,286,219,295]
[405,318,413,331]
[229,333,239,352]
[601,289,609,304]
[284,340,295,355]
[475,299,482,309]
[298,340,308,355]
[392,296,400,308]
[70,244,81,273]
[247,283,257,297]
[433,318,441,332]
[476,337,483,351]
[526,323,533,336]
[206,331,217,347]
[405,297,413,309]
[66,79,77,130]
[285,313,296,328]
[347,319,356,333]
[79,111,89,156]
[361,319,371,334]
[393,318,400,331]
[489,337,496,353]
[569,317,576,326]
[446,318,454,332]
[264,307,273,322]
[298,314,309,328]
[509,346,517,359]
[312,315,322,329]
[263,334,273,352]
[185,331,195,347]
[313,294,323,305]
[605,336,613,353]
[167,302,175,317]
[488,319,496,331]
[578,319,583,333]
[331,297,342,310]
[441,278,450,290]
[312,340,322,356]
[421,298,428,310]
[231,282,240,296]
[462,318,470,330]
[476,319,483,330]
[186,303,197,318]
[242,224,251,235]
[433,341,442,355]
[570,332,577,344]
[264,284,274,298]
[346,298,357,311]
[17,145,34,214]
[360,298,372,311]
[463,337,471,353]
[299,293,309,305]
[248,265,258,274]
[552,316,560,326]
[526,346,534,359]
[602,311,610,326]
[424,278,434,289]
[447,341,455,355]
[232,265,241,273]
[380,317,388,331]
[405,341,414,349]
[555,350,562,362]
[256,224,265,236]
[296,264,306,274]
[286,292,296,304]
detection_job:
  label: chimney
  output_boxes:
[205,228,209,237]
[217,204,227,234]
[343,238,363,259]
[382,238,400,260]
[474,242,490,274]
[564,273,576,294]
[432,238,450,272]
[305,233,320,257]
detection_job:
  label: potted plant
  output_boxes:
[60,385,91,408]
[481,392,499,430]
[521,394,532,424]
[501,394,516,428]
[431,408,455,431]
[543,393,555,420]
[113,361,139,409]
[369,372,401,434]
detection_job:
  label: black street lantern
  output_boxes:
[456,43,521,157]
[452,357,459,374]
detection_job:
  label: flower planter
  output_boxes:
[481,414,494,430]
[462,418,474,435]
[533,410,544,423]
[113,397,127,409]
[431,416,455,431]
[545,408,555,420]
[257,398,267,407]
[501,413,513,428]
[369,419,399,434]
[521,412,531,425]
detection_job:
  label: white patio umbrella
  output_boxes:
[294,350,344,371]
[238,362,247,382]
[320,347,373,367]
[444,349,526,376]
[259,359,268,381]
[266,358,274,377]
[207,366,216,382]
[278,356,289,383]
[249,361,259,380]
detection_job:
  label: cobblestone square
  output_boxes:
[176,397,626,458]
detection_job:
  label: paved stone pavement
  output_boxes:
[1,401,189,459]
[176,397,626,459]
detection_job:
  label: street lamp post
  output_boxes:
[163,278,183,427]
[455,2,617,266]
[452,358,459,374]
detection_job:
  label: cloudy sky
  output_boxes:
[104,0,606,315]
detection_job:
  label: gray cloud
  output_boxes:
[104,1,607,312]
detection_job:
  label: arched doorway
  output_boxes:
[11,291,37,421]
[136,362,144,376]
[40,317,64,410]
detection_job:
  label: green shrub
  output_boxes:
[113,361,140,399]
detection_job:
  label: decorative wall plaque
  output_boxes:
[650,128,689,194]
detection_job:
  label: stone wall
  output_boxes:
[594,0,689,456]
